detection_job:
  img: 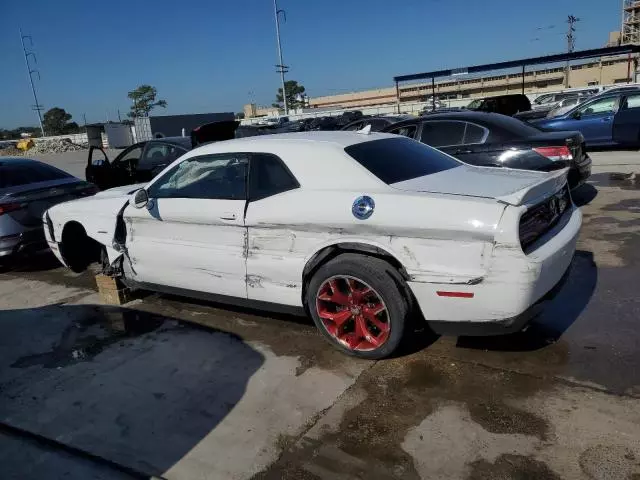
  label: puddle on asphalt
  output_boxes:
[256,356,553,479]
[589,172,640,190]
[11,307,165,369]
[467,454,561,480]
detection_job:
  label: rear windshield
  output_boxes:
[0,160,70,188]
[344,137,460,185]
[493,115,543,138]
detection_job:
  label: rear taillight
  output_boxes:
[533,146,573,161]
[0,203,25,216]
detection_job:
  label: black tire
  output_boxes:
[306,253,409,359]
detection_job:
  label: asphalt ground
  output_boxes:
[0,149,639,479]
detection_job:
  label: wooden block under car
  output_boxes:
[95,274,132,305]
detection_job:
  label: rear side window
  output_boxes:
[493,115,543,138]
[464,123,487,144]
[420,121,465,147]
[0,160,70,188]
[139,143,185,169]
[622,93,640,110]
[387,124,417,138]
[343,121,364,131]
[249,153,299,201]
[368,119,390,131]
[345,137,460,185]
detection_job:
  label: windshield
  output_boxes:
[466,99,482,109]
[344,137,460,185]
[533,94,553,105]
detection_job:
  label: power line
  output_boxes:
[273,0,289,115]
[19,28,45,136]
[567,15,579,53]
[565,15,580,87]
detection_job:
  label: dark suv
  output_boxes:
[425,94,532,117]
[466,94,532,116]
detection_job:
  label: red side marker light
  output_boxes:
[436,291,474,298]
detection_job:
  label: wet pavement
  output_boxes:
[1,167,640,479]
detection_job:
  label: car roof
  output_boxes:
[0,156,57,167]
[158,131,400,191]
[200,131,399,149]
[395,110,512,125]
[480,94,528,100]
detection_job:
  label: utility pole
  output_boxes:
[273,0,289,115]
[565,15,580,87]
[19,28,45,136]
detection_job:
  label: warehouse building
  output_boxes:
[309,53,634,110]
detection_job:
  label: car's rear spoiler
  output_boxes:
[496,168,569,206]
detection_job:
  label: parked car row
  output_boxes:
[532,88,640,147]
[6,83,637,357]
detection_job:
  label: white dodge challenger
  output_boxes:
[44,131,581,358]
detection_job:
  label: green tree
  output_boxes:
[273,80,306,110]
[127,85,167,118]
[43,108,79,135]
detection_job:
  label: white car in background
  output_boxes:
[44,132,581,359]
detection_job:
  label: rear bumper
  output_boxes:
[426,262,571,336]
[407,206,581,335]
[0,227,47,258]
[568,155,592,189]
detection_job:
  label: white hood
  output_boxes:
[93,183,147,199]
[391,165,568,206]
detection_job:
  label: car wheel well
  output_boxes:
[301,243,412,312]
[60,221,101,273]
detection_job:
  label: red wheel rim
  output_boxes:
[315,276,390,351]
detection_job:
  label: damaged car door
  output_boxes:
[121,152,249,297]
[86,143,146,190]
[244,153,301,305]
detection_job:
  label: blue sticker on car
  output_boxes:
[352,196,375,220]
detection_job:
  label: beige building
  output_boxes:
[243,103,280,119]
[308,56,636,110]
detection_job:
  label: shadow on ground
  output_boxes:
[572,183,598,207]
[0,251,63,273]
[0,303,264,478]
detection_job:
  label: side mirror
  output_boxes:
[132,188,149,209]
[571,111,582,120]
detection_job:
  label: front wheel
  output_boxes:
[306,253,409,359]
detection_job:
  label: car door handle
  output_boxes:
[455,148,473,154]
[602,117,612,122]
[220,213,237,220]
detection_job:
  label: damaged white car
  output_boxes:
[44,132,581,359]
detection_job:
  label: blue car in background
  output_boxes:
[533,90,640,147]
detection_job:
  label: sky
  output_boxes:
[0,0,622,129]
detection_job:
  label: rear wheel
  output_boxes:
[306,253,409,359]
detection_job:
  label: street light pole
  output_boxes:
[273,0,288,115]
